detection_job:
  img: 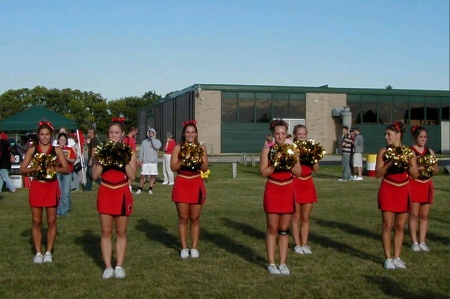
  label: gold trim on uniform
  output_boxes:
[382,178,409,187]
[177,174,201,179]
[267,178,293,186]
[101,181,129,189]
[296,175,312,180]
[413,178,431,184]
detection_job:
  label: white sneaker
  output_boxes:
[135,189,142,195]
[43,251,52,263]
[114,266,126,279]
[411,242,420,252]
[267,264,281,275]
[169,182,174,186]
[148,189,153,195]
[278,264,290,275]
[384,258,395,270]
[33,252,43,264]
[162,181,169,185]
[392,257,407,269]
[301,245,312,254]
[354,176,363,181]
[102,268,115,279]
[180,249,190,259]
[190,249,200,258]
[419,242,430,252]
[294,245,304,254]
[129,186,132,192]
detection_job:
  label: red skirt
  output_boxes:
[97,181,133,216]
[409,177,434,204]
[263,176,295,214]
[29,179,60,208]
[172,171,206,205]
[378,173,410,212]
[293,174,318,204]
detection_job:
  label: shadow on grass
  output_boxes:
[363,275,444,299]
[21,228,49,254]
[426,231,450,246]
[310,231,380,264]
[73,229,103,269]
[221,218,265,240]
[314,173,341,180]
[135,218,179,251]
[314,217,379,241]
[202,228,266,269]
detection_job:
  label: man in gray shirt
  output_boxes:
[352,128,364,181]
[136,128,161,194]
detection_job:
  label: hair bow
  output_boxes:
[393,121,401,132]
[38,121,54,131]
[112,117,126,123]
[182,120,197,127]
[411,125,419,133]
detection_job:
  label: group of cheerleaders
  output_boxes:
[20,118,436,279]
[260,120,437,274]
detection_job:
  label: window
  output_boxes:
[272,93,289,119]
[378,96,393,124]
[425,97,440,124]
[289,93,306,119]
[393,96,408,123]
[238,92,255,122]
[409,96,425,125]
[221,92,238,122]
[361,95,377,123]
[347,95,361,123]
[255,93,271,122]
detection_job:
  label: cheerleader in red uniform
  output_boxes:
[260,120,301,275]
[375,122,418,270]
[171,120,209,259]
[92,118,136,279]
[409,126,438,252]
[291,125,319,255]
[19,121,70,264]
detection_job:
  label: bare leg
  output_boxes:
[31,207,43,253]
[45,207,58,252]
[266,213,280,264]
[409,202,420,243]
[99,214,114,268]
[189,204,202,249]
[115,216,129,267]
[381,211,394,259]
[278,213,293,265]
[176,203,189,249]
[393,212,408,258]
[149,175,155,188]
[291,204,301,247]
[418,204,430,243]
[300,203,313,246]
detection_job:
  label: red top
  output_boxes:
[123,135,136,151]
[165,139,176,154]
[61,145,76,172]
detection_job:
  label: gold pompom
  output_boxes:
[30,153,59,180]
[269,143,298,170]
[179,143,204,171]
[95,141,133,168]
[384,145,413,171]
[417,154,437,178]
[294,139,325,165]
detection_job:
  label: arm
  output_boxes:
[170,145,182,172]
[91,162,102,181]
[89,146,96,166]
[124,151,137,181]
[66,148,77,164]
[312,162,320,173]
[290,159,302,177]
[259,147,274,178]
[375,147,393,179]
[408,151,419,179]
[200,145,209,172]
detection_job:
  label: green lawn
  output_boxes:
[0,164,448,298]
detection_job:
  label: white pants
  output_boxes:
[163,154,174,183]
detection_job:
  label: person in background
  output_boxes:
[375,121,418,270]
[85,128,101,191]
[123,127,138,192]
[291,125,318,255]
[171,120,208,259]
[260,119,301,275]
[338,126,353,181]
[56,133,76,216]
[264,134,274,148]
[0,138,16,193]
[409,126,438,252]
[136,128,161,195]
[352,128,364,180]
[92,118,136,279]
[19,121,70,264]
[162,132,176,185]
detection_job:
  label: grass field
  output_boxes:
[0,164,448,298]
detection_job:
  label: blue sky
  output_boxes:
[1,0,448,100]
